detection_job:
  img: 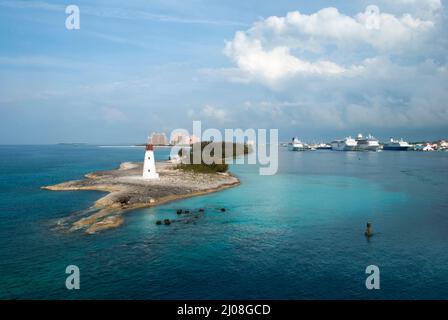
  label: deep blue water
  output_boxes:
[0,145,448,299]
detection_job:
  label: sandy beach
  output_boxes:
[42,161,240,234]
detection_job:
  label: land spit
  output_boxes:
[42,161,240,234]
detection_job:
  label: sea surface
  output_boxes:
[0,145,447,299]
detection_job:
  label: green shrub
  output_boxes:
[177,163,229,173]
[177,141,249,173]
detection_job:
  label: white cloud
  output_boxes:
[187,104,231,123]
[383,0,443,18]
[223,6,438,86]
[200,105,229,122]
[212,3,448,131]
[187,104,230,123]
[224,31,346,85]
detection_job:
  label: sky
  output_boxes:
[0,0,447,144]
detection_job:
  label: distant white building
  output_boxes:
[415,143,434,152]
[150,132,168,146]
[170,133,185,145]
[170,133,199,145]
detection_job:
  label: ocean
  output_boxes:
[0,145,447,299]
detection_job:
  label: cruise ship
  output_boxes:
[288,137,306,151]
[316,143,332,150]
[356,134,380,151]
[331,137,357,151]
[383,138,412,151]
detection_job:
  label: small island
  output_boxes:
[42,142,249,234]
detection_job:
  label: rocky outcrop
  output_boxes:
[43,161,239,234]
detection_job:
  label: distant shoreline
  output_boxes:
[97,145,189,148]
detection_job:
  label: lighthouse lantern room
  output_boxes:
[142,142,159,180]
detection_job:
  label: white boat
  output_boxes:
[383,138,412,151]
[415,143,434,152]
[331,137,357,151]
[356,134,380,151]
[422,144,434,152]
[439,140,448,150]
[288,137,306,151]
[316,143,332,150]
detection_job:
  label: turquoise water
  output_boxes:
[0,145,448,299]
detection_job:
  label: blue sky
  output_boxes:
[0,0,447,144]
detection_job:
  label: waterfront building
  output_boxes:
[150,132,168,146]
[171,133,199,145]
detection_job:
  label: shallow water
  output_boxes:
[0,145,447,299]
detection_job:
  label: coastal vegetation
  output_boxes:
[177,141,251,173]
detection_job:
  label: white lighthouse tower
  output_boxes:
[142,142,159,179]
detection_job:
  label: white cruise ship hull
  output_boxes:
[331,143,356,151]
[331,142,357,151]
[288,144,306,151]
[357,144,380,151]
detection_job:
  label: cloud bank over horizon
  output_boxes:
[0,0,446,144]
[217,1,447,133]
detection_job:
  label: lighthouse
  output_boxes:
[142,142,159,179]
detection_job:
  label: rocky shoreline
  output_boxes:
[42,161,240,234]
